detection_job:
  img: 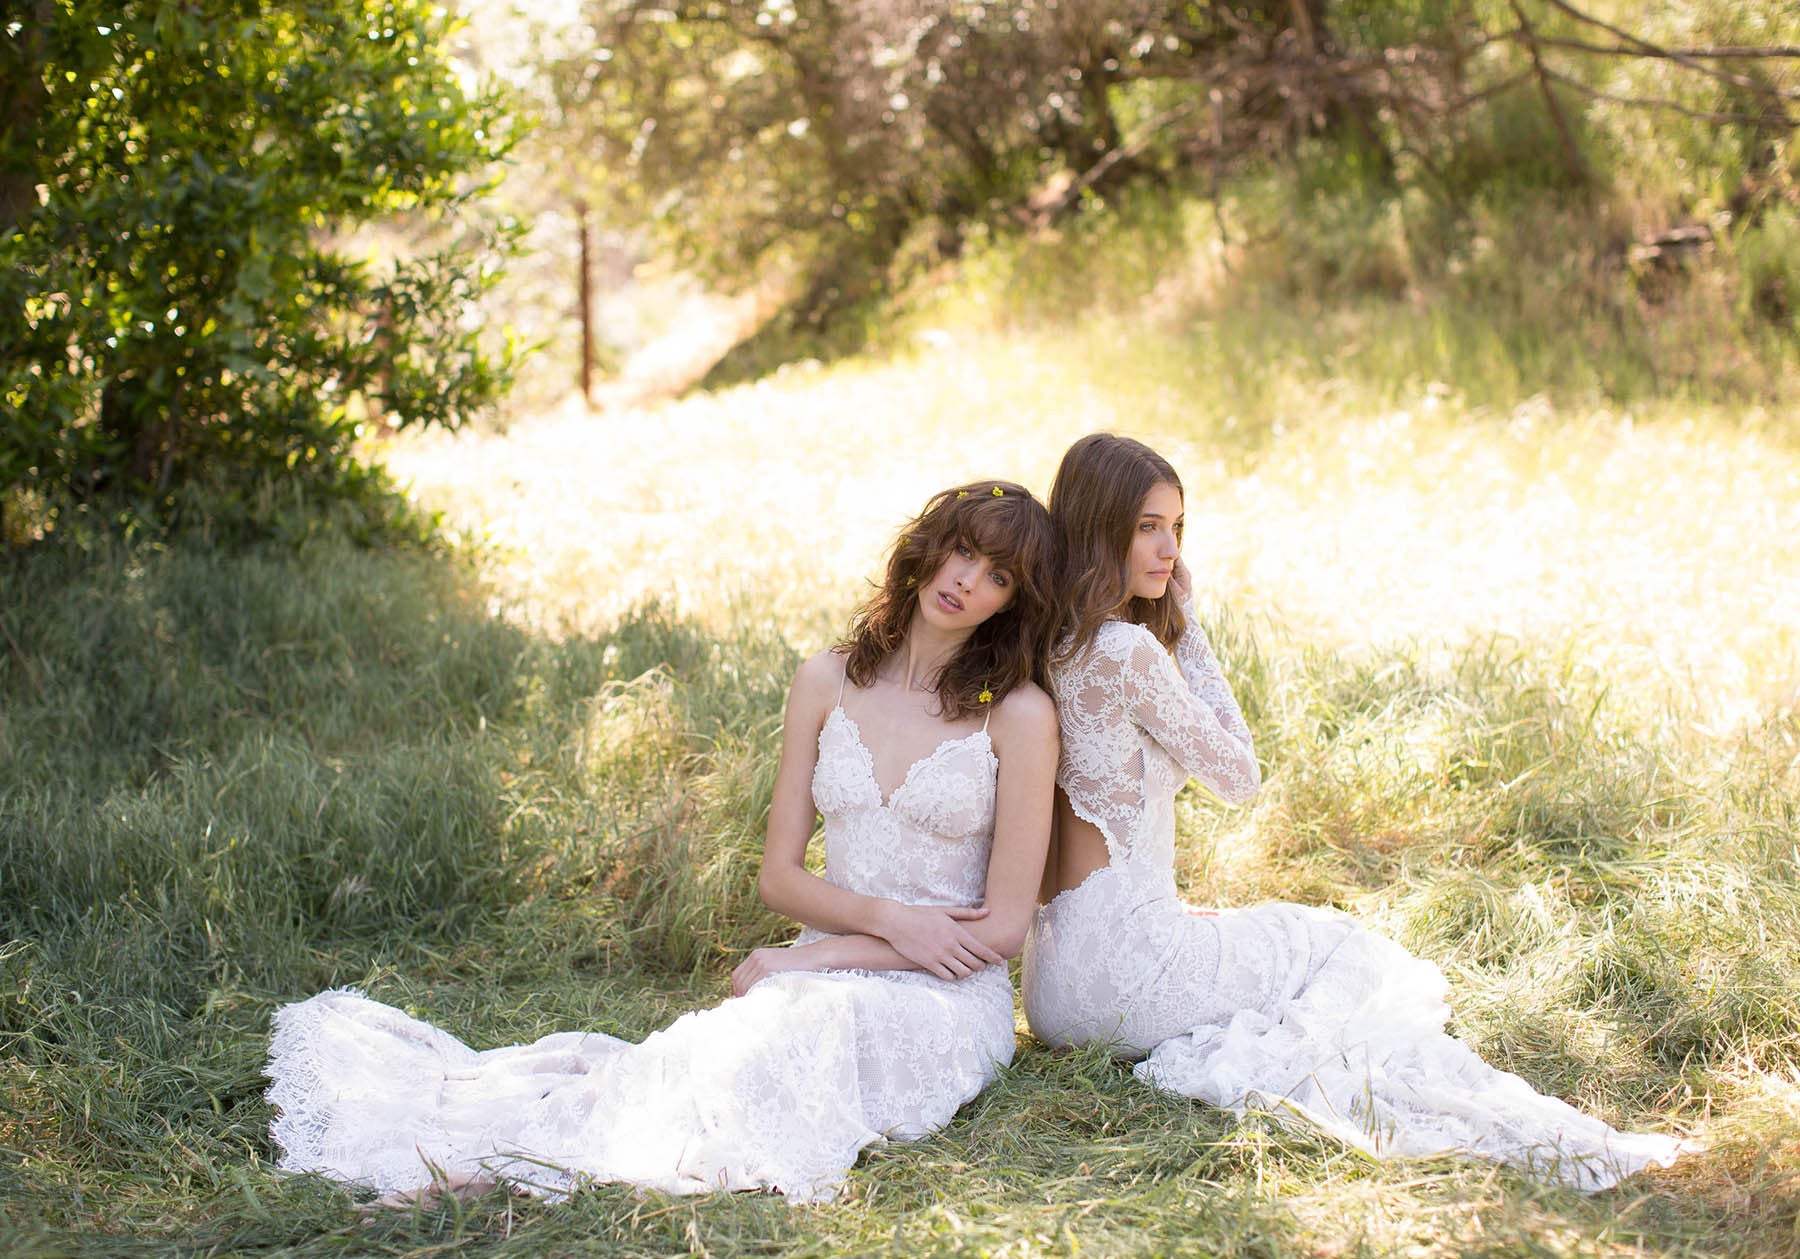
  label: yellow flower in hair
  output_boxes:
[978,688,994,704]
[957,490,969,498]
[991,486,1004,497]
[906,576,916,585]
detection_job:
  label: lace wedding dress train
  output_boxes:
[1021,606,1687,1191]
[267,701,1014,1203]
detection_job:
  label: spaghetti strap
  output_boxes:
[836,659,849,707]
[981,702,993,733]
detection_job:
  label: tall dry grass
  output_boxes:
[5,185,1800,1256]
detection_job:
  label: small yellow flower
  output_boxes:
[991,486,1004,497]
[906,576,916,585]
[978,688,994,704]
[957,490,969,498]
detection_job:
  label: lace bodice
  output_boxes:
[267,684,1016,1203]
[808,705,996,910]
[1052,604,1259,868]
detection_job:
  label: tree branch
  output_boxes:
[1513,33,1800,62]
[1540,66,1794,125]
[1050,97,1206,216]
[1534,0,1800,99]
[1510,1,1592,188]
[1442,69,1536,115]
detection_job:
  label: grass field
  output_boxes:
[5,232,1800,1255]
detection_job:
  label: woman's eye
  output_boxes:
[955,543,972,557]
[990,571,1010,587]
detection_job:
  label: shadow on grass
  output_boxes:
[0,528,795,1252]
[2,528,1796,1256]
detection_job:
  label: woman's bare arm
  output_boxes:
[754,651,1007,979]
[742,679,1058,991]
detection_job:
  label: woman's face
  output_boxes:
[1124,481,1184,602]
[919,540,1016,630]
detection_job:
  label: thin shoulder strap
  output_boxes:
[981,698,994,733]
[836,658,849,707]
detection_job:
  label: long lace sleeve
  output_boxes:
[1173,599,1255,753]
[1117,626,1260,804]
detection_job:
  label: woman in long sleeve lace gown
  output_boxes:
[1021,434,1687,1192]
[267,481,1060,1204]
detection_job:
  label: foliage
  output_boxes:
[541,1,1412,330]
[1731,203,1800,331]
[528,1,1797,374]
[0,0,521,541]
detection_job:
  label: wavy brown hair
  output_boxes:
[840,480,1056,720]
[1048,433,1185,666]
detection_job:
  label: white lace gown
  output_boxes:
[266,704,1014,1203]
[1021,605,1687,1191]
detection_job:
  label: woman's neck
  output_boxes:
[882,608,972,693]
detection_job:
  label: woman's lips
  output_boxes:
[937,590,964,613]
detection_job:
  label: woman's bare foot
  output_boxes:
[362,1170,498,1215]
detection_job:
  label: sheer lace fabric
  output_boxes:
[267,704,1013,1203]
[1022,606,1685,1191]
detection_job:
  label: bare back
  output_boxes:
[1040,786,1110,902]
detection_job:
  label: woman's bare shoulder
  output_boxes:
[790,647,847,706]
[991,681,1057,742]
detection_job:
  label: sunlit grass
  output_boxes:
[7,201,1800,1255]
[389,330,1800,726]
[365,294,1800,1254]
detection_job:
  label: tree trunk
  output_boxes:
[575,197,594,409]
[95,378,155,494]
[0,0,54,232]
[1511,1,1594,190]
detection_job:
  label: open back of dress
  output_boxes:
[1023,607,1686,1192]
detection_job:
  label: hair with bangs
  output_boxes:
[1048,433,1185,666]
[840,480,1056,720]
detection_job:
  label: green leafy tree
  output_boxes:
[538,0,1794,375]
[541,1,1478,345]
[0,0,519,540]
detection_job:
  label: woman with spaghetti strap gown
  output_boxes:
[267,481,1059,1204]
[1021,434,1686,1191]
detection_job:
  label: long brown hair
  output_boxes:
[840,480,1055,720]
[1048,433,1185,666]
